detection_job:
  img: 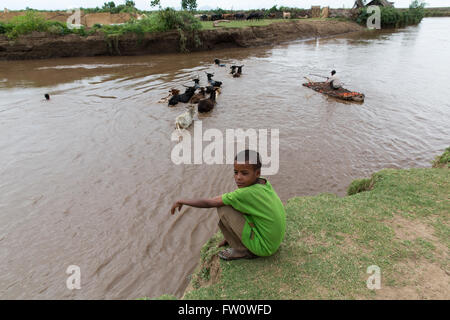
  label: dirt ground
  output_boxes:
[376,215,449,300]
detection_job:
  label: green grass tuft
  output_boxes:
[347,176,375,196]
[432,147,450,168]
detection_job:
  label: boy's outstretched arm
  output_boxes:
[170,196,224,215]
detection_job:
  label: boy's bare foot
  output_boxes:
[218,248,258,261]
[217,239,229,248]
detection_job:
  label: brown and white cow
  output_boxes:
[283,12,291,19]
[222,13,234,20]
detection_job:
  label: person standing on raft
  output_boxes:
[326,70,342,90]
[170,150,286,261]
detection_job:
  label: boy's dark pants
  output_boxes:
[217,206,248,251]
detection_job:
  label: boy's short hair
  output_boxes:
[235,150,262,170]
[331,70,336,75]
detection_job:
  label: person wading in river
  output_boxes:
[170,150,286,260]
[326,70,342,90]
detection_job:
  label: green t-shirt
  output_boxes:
[222,179,286,257]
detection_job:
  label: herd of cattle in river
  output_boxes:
[158,59,244,132]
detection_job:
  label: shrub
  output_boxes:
[408,0,426,23]
[100,9,201,36]
[154,8,201,52]
[1,14,71,38]
[0,22,8,34]
[355,1,425,28]
[47,25,64,35]
[99,9,201,53]
[381,7,401,26]
[6,11,49,39]
[156,8,201,32]
[46,21,71,35]
[72,26,91,36]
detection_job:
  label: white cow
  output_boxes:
[175,105,196,133]
[283,12,291,19]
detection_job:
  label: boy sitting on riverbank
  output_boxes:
[170,150,286,260]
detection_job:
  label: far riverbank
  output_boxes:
[0,19,363,60]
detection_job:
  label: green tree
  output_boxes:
[125,1,136,7]
[269,5,278,13]
[409,0,425,9]
[181,0,198,12]
[103,2,116,9]
[150,0,161,7]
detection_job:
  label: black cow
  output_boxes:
[235,13,245,20]
[205,73,222,88]
[211,14,223,21]
[193,78,200,89]
[233,65,244,78]
[168,86,196,106]
[200,15,208,21]
[246,12,263,20]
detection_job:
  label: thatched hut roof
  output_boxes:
[366,0,394,7]
[353,0,365,9]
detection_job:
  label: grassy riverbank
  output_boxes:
[423,7,450,17]
[199,17,351,30]
[181,149,449,300]
[0,10,350,39]
[199,19,292,30]
[0,9,201,40]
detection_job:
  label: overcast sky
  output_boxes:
[1,0,447,10]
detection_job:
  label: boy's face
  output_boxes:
[234,162,260,188]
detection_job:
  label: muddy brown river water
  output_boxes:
[0,18,449,299]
